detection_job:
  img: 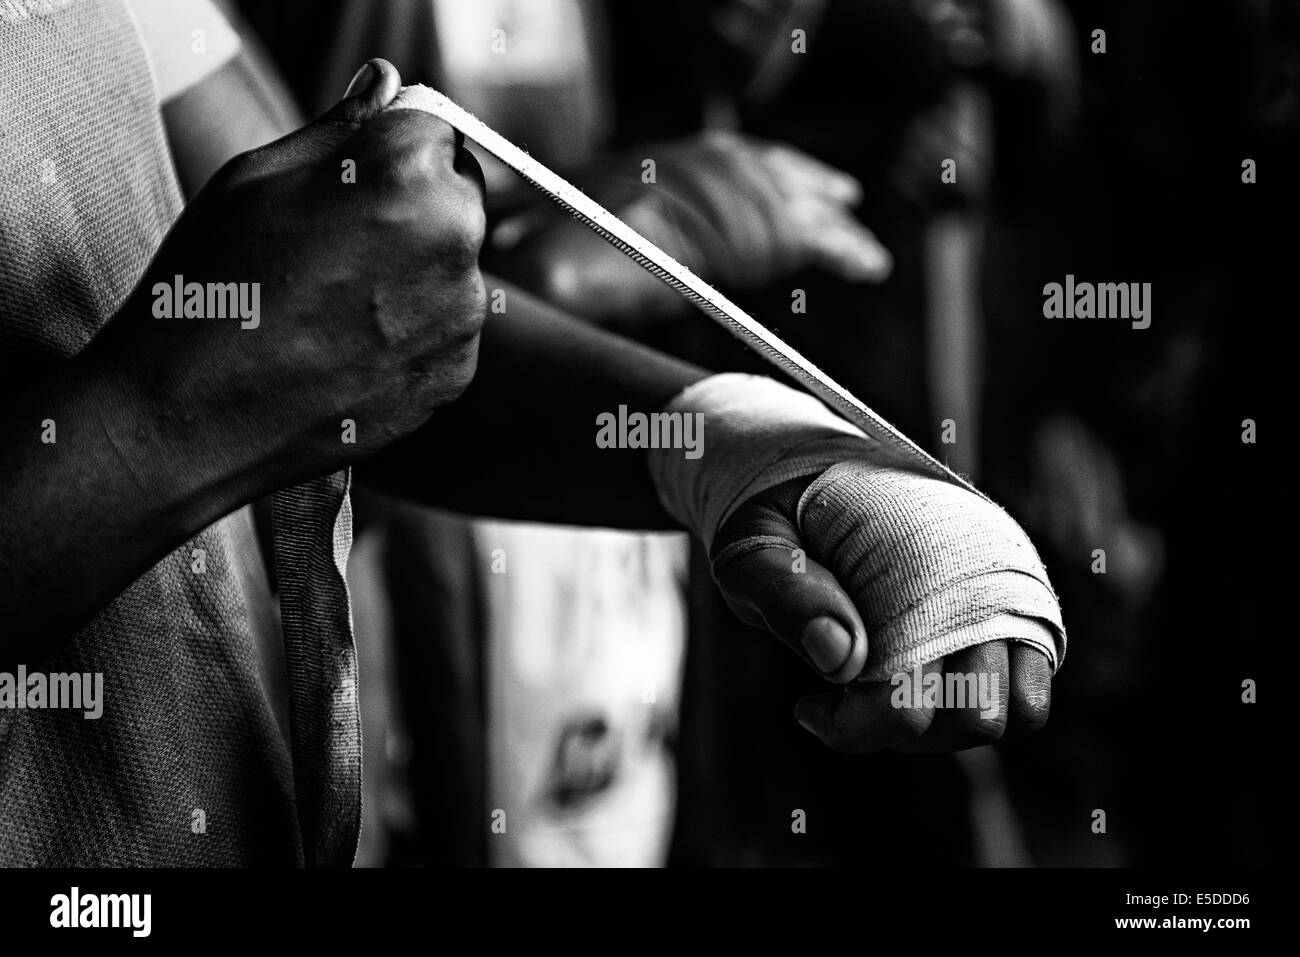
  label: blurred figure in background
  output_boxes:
[991,0,1284,866]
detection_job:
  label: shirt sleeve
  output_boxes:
[125,0,242,103]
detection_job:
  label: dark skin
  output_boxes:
[0,57,1051,753]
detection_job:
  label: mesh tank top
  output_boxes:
[0,0,359,866]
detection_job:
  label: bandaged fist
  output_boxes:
[648,374,1065,754]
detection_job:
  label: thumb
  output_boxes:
[265,60,403,164]
[711,490,868,684]
[327,58,403,126]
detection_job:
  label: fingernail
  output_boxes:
[801,616,853,675]
[345,62,376,98]
[794,700,821,736]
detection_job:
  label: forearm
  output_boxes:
[484,208,686,328]
[0,337,261,664]
[358,278,709,527]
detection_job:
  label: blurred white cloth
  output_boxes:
[477,522,688,868]
[127,0,240,101]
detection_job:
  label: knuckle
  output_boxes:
[442,274,487,342]
[410,333,480,406]
[363,131,444,192]
[702,128,736,149]
[445,197,487,263]
[402,112,457,146]
[377,148,437,193]
[460,280,488,332]
[216,149,261,188]
[443,338,480,397]
[695,129,740,162]
[1012,690,1052,733]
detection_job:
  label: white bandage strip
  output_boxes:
[384,89,1065,676]
[385,85,981,498]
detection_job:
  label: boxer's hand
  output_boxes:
[99,59,487,490]
[710,475,1054,754]
[495,132,890,324]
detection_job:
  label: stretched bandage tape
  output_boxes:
[386,89,1066,676]
[386,85,981,497]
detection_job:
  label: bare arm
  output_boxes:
[0,324,268,665]
[1,54,702,662]
[3,59,487,660]
[358,278,708,528]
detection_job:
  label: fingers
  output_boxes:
[892,642,1009,753]
[788,199,893,282]
[794,659,942,753]
[713,538,868,683]
[364,109,462,173]
[761,143,864,206]
[1006,644,1052,738]
[796,641,1054,755]
[353,76,486,220]
[712,483,868,683]
[352,110,486,263]
[333,58,402,125]
[761,145,892,282]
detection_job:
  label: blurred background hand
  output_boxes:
[490,131,892,323]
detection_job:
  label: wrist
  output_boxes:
[646,373,869,553]
[83,333,271,540]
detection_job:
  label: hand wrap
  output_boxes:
[648,374,1065,680]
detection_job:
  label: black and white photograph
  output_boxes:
[0,0,1287,939]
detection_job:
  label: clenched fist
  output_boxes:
[101,59,487,491]
[647,373,1065,755]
